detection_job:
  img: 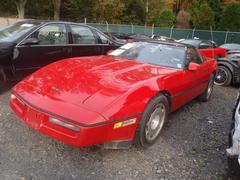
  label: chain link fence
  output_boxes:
[88,23,240,45]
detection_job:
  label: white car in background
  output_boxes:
[227,90,240,176]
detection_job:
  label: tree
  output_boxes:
[156,9,176,28]
[191,2,215,30]
[176,10,190,28]
[146,0,165,25]
[206,0,222,29]
[25,0,52,19]
[219,3,240,31]
[92,0,125,23]
[15,0,27,19]
[52,0,61,20]
[0,0,16,17]
[123,0,145,24]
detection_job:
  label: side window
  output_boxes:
[32,24,67,45]
[199,41,212,49]
[95,31,109,44]
[70,25,96,44]
[187,48,203,64]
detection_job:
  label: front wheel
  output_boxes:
[135,94,169,147]
[215,66,232,86]
[198,74,214,102]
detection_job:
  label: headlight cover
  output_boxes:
[48,117,80,132]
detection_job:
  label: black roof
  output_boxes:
[141,39,195,49]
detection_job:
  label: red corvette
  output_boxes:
[10,41,218,148]
[181,39,226,59]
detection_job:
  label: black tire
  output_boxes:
[198,74,215,102]
[227,156,240,177]
[134,94,169,147]
[214,66,232,86]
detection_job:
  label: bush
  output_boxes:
[156,9,175,28]
[191,2,215,30]
[219,3,240,32]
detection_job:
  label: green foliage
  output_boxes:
[60,0,94,21]
[156,9,175,28]
[0,0,240,31]
[91,0,125,24]
[123,0,145,25]
[219,3,240,32]
[25,0,53,19]
[191,2,215,30]
[204,0,222,28]
[146,0,165,25]
[0,0,16,16]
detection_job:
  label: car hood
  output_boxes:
[14,55,178,113]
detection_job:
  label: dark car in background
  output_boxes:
[151,35,176,42]
[181,39,227,59]
[215,57,240,86]
[0,20,123,81]
[104,32,151,43]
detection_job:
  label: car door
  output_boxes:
[182,47,210,102]
[69,24,100,57]
[14,23,71,76]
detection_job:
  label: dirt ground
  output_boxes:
[0,83,239,180]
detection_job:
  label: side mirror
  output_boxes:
[199,43,209,49]
[107,49,114,55]
[21,38,39,45]
[188,62,200,71]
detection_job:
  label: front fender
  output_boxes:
[217,59,238,73]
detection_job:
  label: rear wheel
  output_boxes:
[198,74,214,102]
[135,94,169,147]
[215,66,232,86]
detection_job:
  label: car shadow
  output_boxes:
[0,81,17,95]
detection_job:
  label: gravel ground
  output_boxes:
[0,83,239,180]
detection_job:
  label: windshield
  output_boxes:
[109,42,186,69]
[0,22,37,42]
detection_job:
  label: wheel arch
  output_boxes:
[150,90,172,109]
[217,60,237,75]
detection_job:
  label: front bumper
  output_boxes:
[9,93,140,147]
